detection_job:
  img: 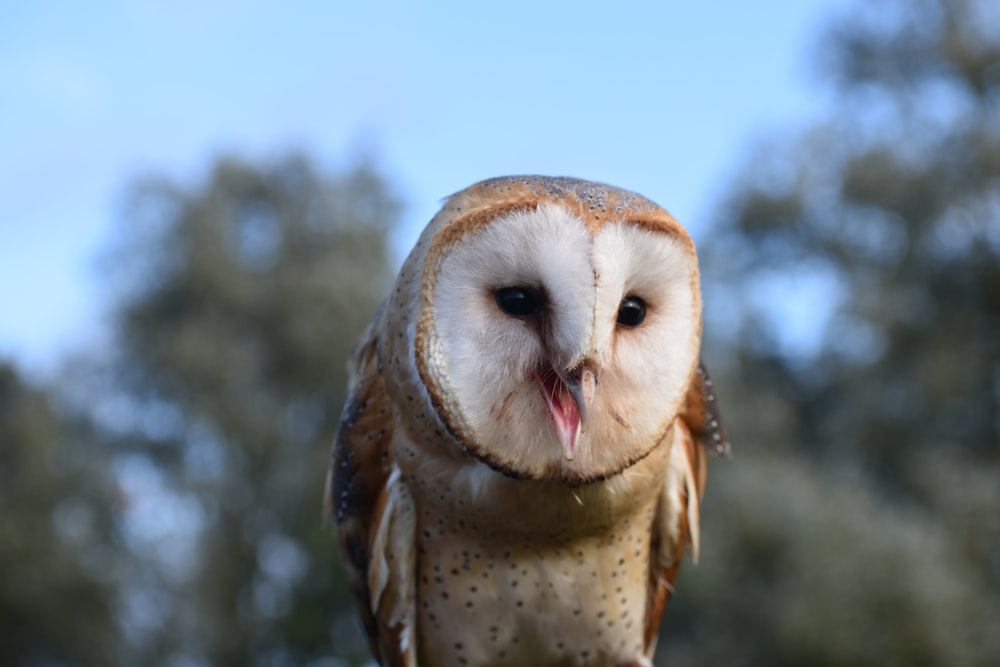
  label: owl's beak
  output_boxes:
[535,361,599,461]
[566,362,597,428]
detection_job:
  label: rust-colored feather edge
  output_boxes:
[643,417,704,657]
[326,324,417,667]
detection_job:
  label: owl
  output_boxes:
[326,176,728,667]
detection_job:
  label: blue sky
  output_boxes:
[1,1,842,376]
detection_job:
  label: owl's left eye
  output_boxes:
[617,295,647,327]
[495,286,542,317]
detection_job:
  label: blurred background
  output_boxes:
[1,0,997,665]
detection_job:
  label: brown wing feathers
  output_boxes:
[643,361,729,656]
[683,362,731,460]
[326,331,395,662]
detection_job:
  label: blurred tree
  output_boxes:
[0,363,121,667]
[99,154,401,666]
[704,0,999,474]
[659,0,1000,664]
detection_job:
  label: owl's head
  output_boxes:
[391,176,701,486]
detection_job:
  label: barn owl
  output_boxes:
[326,176,728,667]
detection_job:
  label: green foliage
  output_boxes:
[0,364,121,667]
[663,457,1000,666]
[97,154,400,665]
[659,0,1000,664]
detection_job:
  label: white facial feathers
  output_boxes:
[433,203,595,379]
[425,201,700,481]
[591,221,699,404]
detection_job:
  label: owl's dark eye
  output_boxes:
[617,295,647,327]
[495,286,542,317]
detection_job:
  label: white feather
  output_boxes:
[433,203,594,434]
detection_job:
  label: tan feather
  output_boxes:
[327,322,417,667]
[643,363,730,657]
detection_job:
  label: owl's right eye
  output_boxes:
[495,286,542,317]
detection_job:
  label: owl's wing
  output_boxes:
[643,362,729,655]
[679,363,730,460]
[325,323,418,667]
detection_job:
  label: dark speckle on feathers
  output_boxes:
[328,328,399,664]
[689,363,731,457]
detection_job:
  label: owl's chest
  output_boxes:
[413,498,657,667]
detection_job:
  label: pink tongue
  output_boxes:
[538,371,581,459]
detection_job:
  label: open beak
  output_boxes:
[534,361,599,461]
